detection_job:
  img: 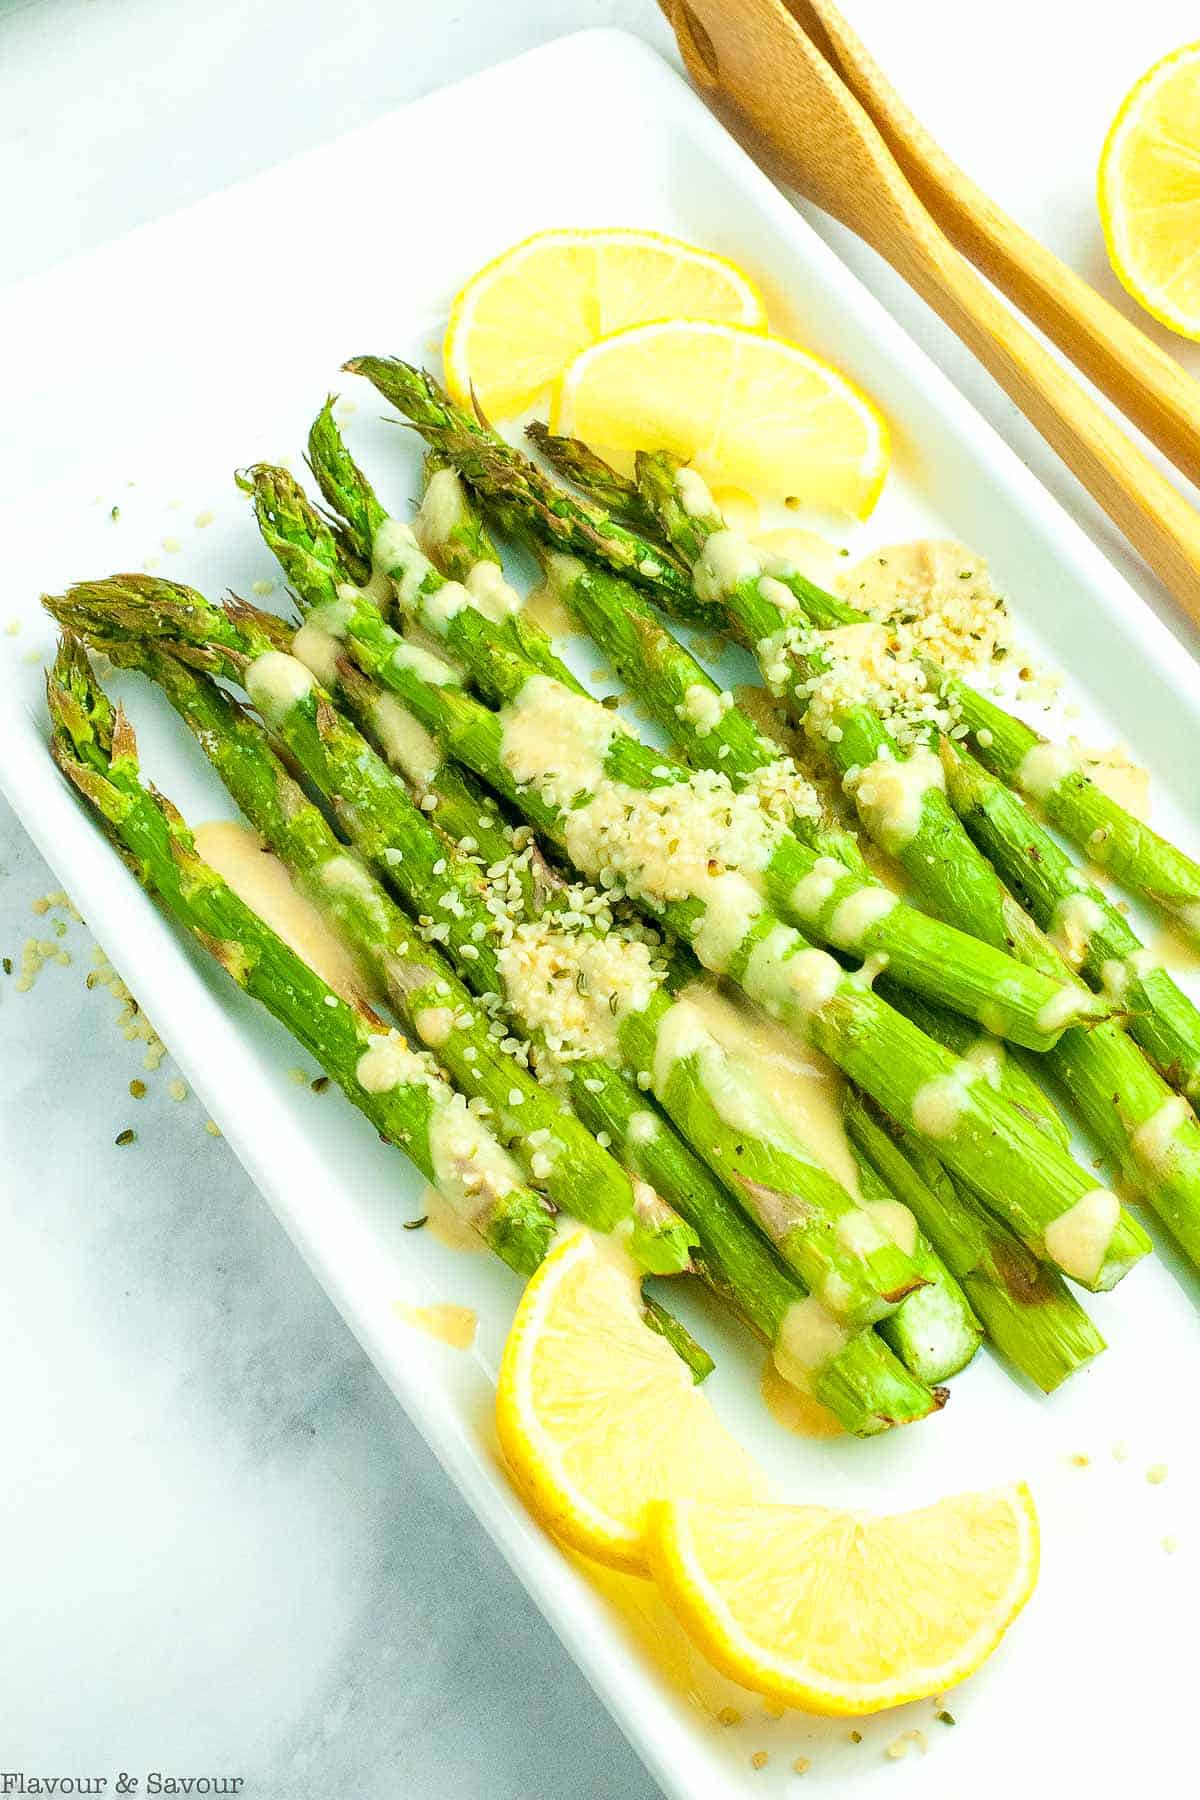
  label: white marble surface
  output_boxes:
[2,1,1198,1794]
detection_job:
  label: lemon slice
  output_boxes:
[444,228,768,420]
[1099,41,1200,339]
[647,1486,1038,1714]
[551,320,890,515]
[496,1230,766,1574]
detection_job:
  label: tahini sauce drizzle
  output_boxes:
[192,821,371,1003]
[675,980,861,1198]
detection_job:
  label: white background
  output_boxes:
[2,2,1198,1795]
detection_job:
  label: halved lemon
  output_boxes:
[444,228,768,420]
[1099,42,1200,339]
[496,1230,766,1574]
[647,1486,1038,1714]
[551,320,890,515]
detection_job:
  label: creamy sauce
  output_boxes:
[827,885,897,950]
[848,748,945,853]
[753,527,843,591]
[690,872,763,973]
[500,675,623,811]
[679,682,729,736]
[675,466,717,519]
[244,651,316,726]
[394,1300,477,1348]
[465,559,521,621]
[372,692,442,790]
[760,1356,843,1438]
[1145,922,1200,974]
[675,981,861,1196]
[1035,984,1092,1036]
[524,580,582,638]
[711,485,759,535]
[865,1196,919,1258]
[692,528,764,602]
[1130,1095,1190,1175]
[836,539,1010,671]
[1043,1188,1120,1284]
[1070,739,1151,820]
[193,821,369,1002]
[788,855,843,921]
[774,1296,851,1386]
[911,1071,972,1141]
[291,623,342,689]
[1017,741,1080,800]
[1049,892,1105,967]
[419,1183,487,1254]
[743,931,842,1025]
[413,466,468,555]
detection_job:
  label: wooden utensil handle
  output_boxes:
[795,0,1200,490]
[897,226,1200,618]
[666,0,1200,622]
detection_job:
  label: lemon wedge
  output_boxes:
[496,1230,766,1574]
[444,228,767,420]
[1099,41,1200,339]
[647,1486,1038,1714]
[550,320,890,515]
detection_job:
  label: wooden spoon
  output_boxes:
[664,0,1200,624]
[792,0,1200,489]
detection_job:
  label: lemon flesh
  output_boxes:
[1099,41,1200,340]
[648,1486,1038,1713]
[496,1231,766,1574]
[551,319,889,515]
[444,228,767,420]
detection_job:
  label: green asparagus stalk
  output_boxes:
[343,357,713,620]
[845,1130,983,1384]
[107,637,699,1275]
[46,572,1150,1294]
[45,634,557,1281]
[309,398,589,698]
[53,593,938,1429]
[843,1089,1105,1392]
[876,979,1070,1149]
[931,666,1200,946]
[285,463,985,1368]
[526,422,667,536]
[941,737,1200,1102]
[630,452,1200,1276]
[236,461,517,873]
[305,408,1101,1057]
[628,444,1200,950]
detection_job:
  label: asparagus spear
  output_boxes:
[108,637,699,1274]
[942,737,1200,1102]
[308,398,589,697]
[876,979,1070,1150]
[236,462,518,873]
[263,467,984,1374]
[50,578,947,1327]
[56,602,939,1429]
[845,1130,984,1385]
[843,1089,1105,1393]
[305,410,1101,1057]
[344,357,714,621]
[932,666,1200,946]
[526,422,667,536]
[45,634,556,1282]
[631,454,1200,1275]
[629,441,1200,947]
[47,574,1149,1295]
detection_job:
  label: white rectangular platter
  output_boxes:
[1,29,1197,1799]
